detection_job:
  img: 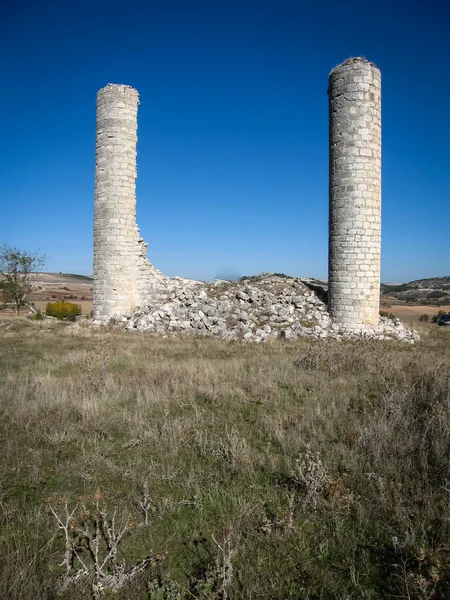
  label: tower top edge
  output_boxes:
[97,83,139,94]
[329,57,379,75]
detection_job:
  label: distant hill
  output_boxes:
[18,271,450,309]
[29,272,93,282]
[407,276,450,290]
[27,272,93,305]
[60,274,93,282]
[381,276,450,306]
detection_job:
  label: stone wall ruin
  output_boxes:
[328,58,382,332]
[93,84,167,323]
[92,59,417,342]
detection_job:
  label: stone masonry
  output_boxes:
[91,63,418,342]
[93,84,166,323]
[120,274,419,343]
[328,58,382,332]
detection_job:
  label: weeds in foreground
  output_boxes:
[291,445,329,510]
[1,319,450,598]
[48,493,163,597]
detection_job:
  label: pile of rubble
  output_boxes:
[119,274,419,343]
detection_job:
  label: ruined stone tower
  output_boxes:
[328,58,381,332]
[93,84,166,323]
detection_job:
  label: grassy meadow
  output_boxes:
[1,318,450,599]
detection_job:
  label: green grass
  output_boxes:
[1,318,450,599]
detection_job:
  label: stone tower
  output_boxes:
[93,84,166,323]
[328,58,381,332]
[94,84,139,322]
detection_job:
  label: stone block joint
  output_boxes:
[93,83,166,323]
[328,57,382,332]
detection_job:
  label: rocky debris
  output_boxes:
[117,273,419,343]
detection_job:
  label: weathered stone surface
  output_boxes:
[92,63,418,344]
[93,84,167,324]
[116,273,419,343]
[328,58,382,333]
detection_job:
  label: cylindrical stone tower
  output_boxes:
[328,57,381,332]
[93,84,140,322]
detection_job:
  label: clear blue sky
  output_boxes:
[1,0,449,281]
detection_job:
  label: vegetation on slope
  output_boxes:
[1,320,449,599]
[381,277,450,306]
[408,276,450,289]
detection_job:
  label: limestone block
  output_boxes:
[93,84,168,323]
[328,58,382,332]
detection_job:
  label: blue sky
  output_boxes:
[1,0,449,281]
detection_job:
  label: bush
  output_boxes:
[379,311,395,320]
[27,310,44,321]
[381,283,412,293]
[46,301,81,320]
[419,314,430,322]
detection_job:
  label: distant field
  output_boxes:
[25,272,93,315]
[388,304,450,324]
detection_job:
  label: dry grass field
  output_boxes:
[1,318,450,599]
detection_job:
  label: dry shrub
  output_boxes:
[46,301,82,320]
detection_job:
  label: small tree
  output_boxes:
[0,244,47,315]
